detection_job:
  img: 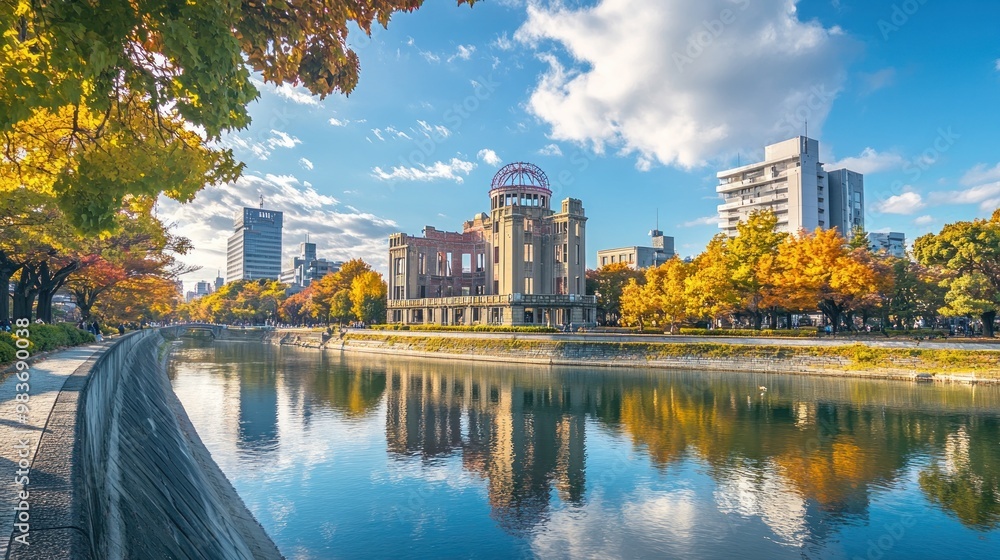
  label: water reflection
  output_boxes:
[168,341,1000,558]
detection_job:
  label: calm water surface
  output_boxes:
[167,340,1000,559]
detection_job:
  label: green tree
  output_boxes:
[914,211,1000,337]
[2,0,475,231]
[586,262,645,325]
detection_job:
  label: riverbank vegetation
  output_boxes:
[343,333,1000,377]
[0,324,95,365]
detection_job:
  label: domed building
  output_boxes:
[387,162,596,327]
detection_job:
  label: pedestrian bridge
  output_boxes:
[159,323,271,341]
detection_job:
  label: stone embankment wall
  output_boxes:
[19,330,283,559]
[335,333,1000,383]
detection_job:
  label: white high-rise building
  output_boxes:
[867,232,906,258]
[716,137,863,237]
[226,205,283,282]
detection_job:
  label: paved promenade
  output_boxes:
[0,343,107,558]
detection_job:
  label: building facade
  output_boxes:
[717,137,863,237]
[867,231,906,258]
[279,242,343,292]
[226,205,283,282]
[597,229,675,269]
[387,162,596,327]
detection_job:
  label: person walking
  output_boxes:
[92,319,103,342]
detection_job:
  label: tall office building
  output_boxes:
[226,203,283,282]
[279,241,343,292]
[716,137,864,237]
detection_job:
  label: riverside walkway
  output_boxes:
[0,342,108,558]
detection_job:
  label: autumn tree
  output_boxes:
[350,271,387,325]
[684,235,738,326]
[914,211,1000,337]
[312,259,375,325]
[586,263,645,325]
[2,1,475,232]
[772,228,879,333]
[727,210,788,329]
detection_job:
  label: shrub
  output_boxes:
[677,328,818,338]
[0,340,15,364]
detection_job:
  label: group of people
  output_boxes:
[78,319,105,341]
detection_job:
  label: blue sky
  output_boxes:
[162,0,1000,289]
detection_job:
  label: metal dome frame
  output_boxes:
[489,162,551,192]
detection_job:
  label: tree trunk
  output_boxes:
[11,267,38,321]
[0,251,21,325]
[34,260,79,323]
[768,308,778,329]
[753,312,763,330]
[982,310,997,338]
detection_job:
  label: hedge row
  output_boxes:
[0,324,96,365]
[677,328,819,338]
[371,324,558,333]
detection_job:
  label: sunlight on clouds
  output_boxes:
[477,148,503,166]
[372,158,476,183]
[515,0,854,168]
[875,191,925,215]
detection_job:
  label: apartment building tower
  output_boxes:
[717,137,864,237]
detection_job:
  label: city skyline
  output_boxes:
[158,0,1000,291]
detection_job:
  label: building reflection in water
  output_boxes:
[378,359,1000,541]
[384,366,587,532]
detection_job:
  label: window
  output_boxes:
[576,244,580,265]
[418,253,425,275]
[394,257,404,275]
[494,246,500,264]
[524,243,533,262]
[575,276,580,294]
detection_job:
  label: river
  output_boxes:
[167,339,1000,559]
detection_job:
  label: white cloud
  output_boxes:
[219,129,301,160]
[875,192,925,214]
[681,215,719,227]
[273,83,321,106]
[420,50,440,63]
[826,147,905,174]
[514,0,854,168]
[372,158,476,183]
[914,215,934,225]
[995,58,1000,71]
[159,175,397,282]
[960,163,1000,186]
[494,32,515,51]
[329,118,350,127]
[929,183,1000,211]
[267,130,301,149]
[447,44,476,63]
[537,143,563,157]
[372,128,385,142]
[477,149,502,167]
[298,158,314,170]
[385,126,412,140]
[417,120,451,140]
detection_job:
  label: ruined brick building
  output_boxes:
[387,162,596,327]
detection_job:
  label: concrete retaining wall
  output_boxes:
[338,334,998,383]
[12,330,282,559]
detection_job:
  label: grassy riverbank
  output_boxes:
[340,332,1000,379]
